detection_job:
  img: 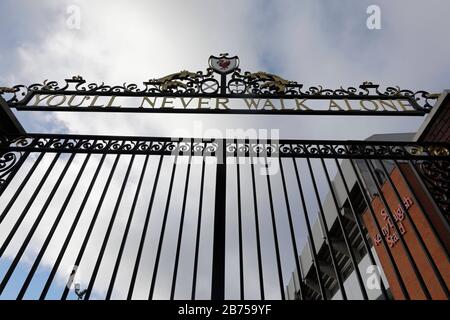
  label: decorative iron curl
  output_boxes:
[416,160,450,218]
[0,151,21,187]
[1,68,440,110]
[279,144,293,155]
[204,142,219,154]
[144,70,215,94]
[1,135,449,160]
[149,141,165,152]
[225,142,238,154]
[190,141,205,154]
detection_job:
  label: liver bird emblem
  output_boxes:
[218,59,231,70]
[209,54,239,74]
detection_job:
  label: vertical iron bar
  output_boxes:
[211,140,226,300]
[306,237,322,299]
[191,153,206,300]
[17,153,91,299]
[334,158,388,299]
[320,158,368,299]
[378,159,449,296]
[249,141,265,300]
[306,158,347,300]
[0,137,58,224]
[278,157,305,300]
[39,154,107,300]
[220,74,227,95]
[84,154,136,300]
[61,154,121,300]
[292,157,326,300]
[105,154,150,299]
[348,158,408,299]
[0,151,30,197]
[148,153,179,299]
[0,152,46,224]
[262,152,285,300]
[0,152,61,259]
[235,139,245,300]
[364,159,431,299]
[170,151,193,300]
[0,153,74,295]
[127,155,164,299]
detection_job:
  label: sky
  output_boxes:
[1,0,449,139]
[0,0,449,300]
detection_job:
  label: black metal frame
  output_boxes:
[0,56,448,301]
[1,54,437,116]
[0,133,448,300]
[1,134,448,159]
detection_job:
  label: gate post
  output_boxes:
[0,96,27,196]
[0,96,25,135]
[211,139,226,300]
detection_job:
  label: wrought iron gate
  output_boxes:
[0,135,448,300]
[0,55,448,300]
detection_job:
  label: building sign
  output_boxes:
[1,54,438,115]
[361,164,450,300]
[373,195,413,248]
[24,94,418,113]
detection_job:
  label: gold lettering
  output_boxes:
[294,98,311,110]
[197,97,210,109]
[244,98,261,110]
[378,99,398,111]
[32,94,51,106]
[262,99,276,110]
[360,99,378,111]
[46,95,66,107]
[279,98,288,110]
[328,99,344,111]
[89,95,104,108]
[215,98,229,109]
[140,97,157,108]
[68,95,90,107]
[397,99,415,111]
[180,97,194,109]
[344,99,353,110]
[105,95,121,108]
[161,97,175,108]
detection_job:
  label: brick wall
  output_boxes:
[418,93,450,143]
[361,164,450,300]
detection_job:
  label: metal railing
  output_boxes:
[0,135,448,300]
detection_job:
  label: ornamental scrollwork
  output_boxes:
[2,135,449,160]
[0,151,23,189]
[0,55,439,110]
[1,135,221,156]
[415,160,450,219]
[143,69,217,94]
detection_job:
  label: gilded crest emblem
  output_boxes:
[208,53,239,74]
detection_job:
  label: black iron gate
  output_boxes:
[0,55,448,300]
[0,135,448,300]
